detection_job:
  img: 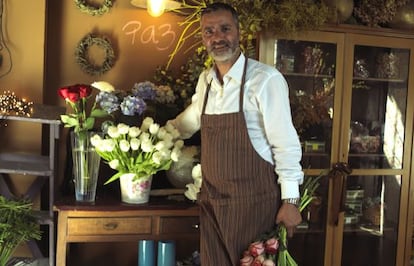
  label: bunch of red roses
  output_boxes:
[58,83,109,134]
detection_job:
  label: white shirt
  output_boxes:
[170,53,304,199]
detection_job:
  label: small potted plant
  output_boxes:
[0,196,42,266]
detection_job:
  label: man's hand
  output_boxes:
[276,203,302,237]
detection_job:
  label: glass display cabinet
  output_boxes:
[259,25,414,266]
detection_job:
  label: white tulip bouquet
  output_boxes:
[90,117,183,184]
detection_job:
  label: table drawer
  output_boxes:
[68,217,152,235]
[160,216,199,234]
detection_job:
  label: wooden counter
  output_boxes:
[54,196,199,266]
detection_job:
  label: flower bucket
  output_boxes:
[119,173,153,204]
[71,131,102,203]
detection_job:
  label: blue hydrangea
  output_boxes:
[95,91,120,114]
[120,95,147,116]
[131,81,157,101]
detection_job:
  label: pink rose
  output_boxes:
[265,237,279,255]
[252,254,265,266]
[240,254,254,266]
[263,259,276,266]
[249,241,265,257]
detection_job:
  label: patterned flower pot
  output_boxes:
[119,173,153,204]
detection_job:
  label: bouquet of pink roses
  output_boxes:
[240,173,325,266]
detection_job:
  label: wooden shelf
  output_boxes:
[0,153,51,176]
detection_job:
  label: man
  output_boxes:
[169,2,303,265]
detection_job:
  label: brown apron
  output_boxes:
[199,58,280,265]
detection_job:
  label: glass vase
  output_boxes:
[71,131,102,203]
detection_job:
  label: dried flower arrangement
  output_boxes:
[353,0,409,27]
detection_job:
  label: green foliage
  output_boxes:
[154,0,330,113]
[0,196,41,266]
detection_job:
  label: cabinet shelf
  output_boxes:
[282,72,334,79]
[353,77,407,83]
[0,153,51,176]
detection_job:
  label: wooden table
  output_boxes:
[54,196,199,266]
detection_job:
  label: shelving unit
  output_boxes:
[0,104,65,266]
[259,25,414,265]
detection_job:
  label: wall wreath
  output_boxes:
[74,0,113,16]
[75,34,116,76]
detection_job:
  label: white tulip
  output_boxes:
[141,139,154,152]
[119,139,130,152]
[130,138,140,150]
[171,148,181,162]
[91,81,115,92]
[109,159,120,170]
[117,123,130,135]
[174,139,184,149]
[152,152,162,165]
[157,127,167,139]
[184,183,200,201]
[107,125,120,138]
[103,139,116,152]
[155,141,166,151]
[141,117,154,132]
[149,123,160,135]
[129,126,141,138]
[90,134,103,147]
[192,164,202,179]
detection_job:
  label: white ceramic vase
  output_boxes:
[119,173,153,204]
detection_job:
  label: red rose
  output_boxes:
[58,86,80,103]
[249,241,265,257]
[76,84,92,98]
[265,237,279,255]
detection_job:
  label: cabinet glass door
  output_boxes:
[339,38,412,266]
[273,39,337,170]
[348,45,409,170]
[259,32,344,266]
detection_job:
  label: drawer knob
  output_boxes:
[192,224,199,229]
[103,222,118,230]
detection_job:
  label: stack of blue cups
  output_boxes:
[138,240,176,266]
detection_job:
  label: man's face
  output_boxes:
[200,10,240,64]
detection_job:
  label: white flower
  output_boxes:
[157,127,167,139]
[174,139,184,149]
[130,138,140,150]
[184,183,200,201]
[192,164,202,179]
[107,125,120,138]
[141,117,154,132]
[164,121,176,132]
[119,139,130,152]
[102,139,116,152]
[171,147,181,162]
[91,81,115,92]
[90,134,103,147]
[129,126,141,138]
[117,123,130,135]
[152,152,163,165]
[141,138,154,152]
[109,159,120,170]
[184,163,202,201]
[155,141,166,151]
[149,123,160,135]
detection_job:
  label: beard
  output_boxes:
[208,40,240,63]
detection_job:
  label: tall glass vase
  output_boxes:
[71,131,101,203]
